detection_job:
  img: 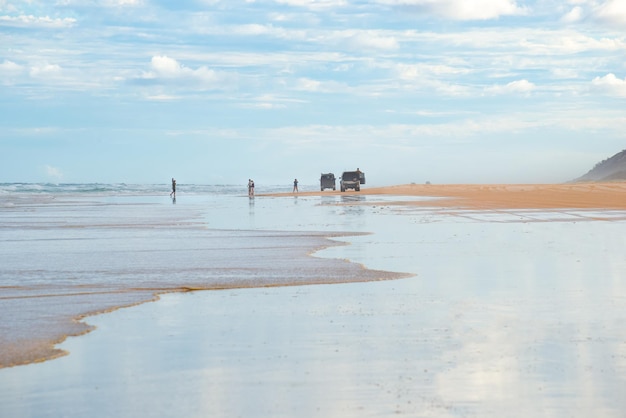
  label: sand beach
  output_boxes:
[2,182,626,417]
[266,182,626,210]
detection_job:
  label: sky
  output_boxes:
[1,0,625,186]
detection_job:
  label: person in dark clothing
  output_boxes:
[170,178,176,197]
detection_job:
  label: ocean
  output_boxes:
[0,182,304,196]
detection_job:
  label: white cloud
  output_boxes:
[235,23,276,36]
[295,77,321,91]
[560,0,626,27]
[342,31,399,51]
[485,79,536,95]
[274,0,348,10]
[396,63,469,80]
[141,55,232,90]
[375,0,527,20]
[508,29,624,55]
[150,55,185,78]
[241,101,287,109]
[223,25,398,51]
[562,6,584,23]
[239,94,304,109]
[218,26,395,52]
[0,1,18,13]
[0,58,97,89]
[211,23,308,42]
[593,0,626,25]
[146,94,180,101]
[0,59,23,74]
[390,63,473,96]
[29,63,63,79]
[0,60,24,85]
[294,77,349,93]
[102,0,145,6]
[591,73,626,96]
[0,14,76,28]
[551,68,580,79]
[44,165,64,180]
[262,117,547,150]
[54,0,145,6]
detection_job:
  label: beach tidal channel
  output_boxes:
[2,190,626,417]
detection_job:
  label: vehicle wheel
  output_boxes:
[356,186,360,191]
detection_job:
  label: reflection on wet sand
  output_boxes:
[0,194,405,368]
[3,183,626,417]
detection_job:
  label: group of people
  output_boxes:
[169,177,299,198]
[249,178,298,196]
[250,178,298,195]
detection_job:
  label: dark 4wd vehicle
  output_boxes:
[340,170,365,192]
[320,173,336,191]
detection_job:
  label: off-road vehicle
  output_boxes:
[340,170,365,192]
[320,173,336,191]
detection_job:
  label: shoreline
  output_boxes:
[1,229,407,369]
[5,181,626,368]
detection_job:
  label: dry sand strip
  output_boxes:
[264,182,626,210]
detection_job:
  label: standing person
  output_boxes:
[248,179,255,197]
[170,178,176,197]
[293,178,298,193]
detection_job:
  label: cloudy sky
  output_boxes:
[1,0,625,186]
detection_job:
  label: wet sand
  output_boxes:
[265,182,626,210]
[2,183,626,417]
[0,193,406,368]
[1,230,400,369]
